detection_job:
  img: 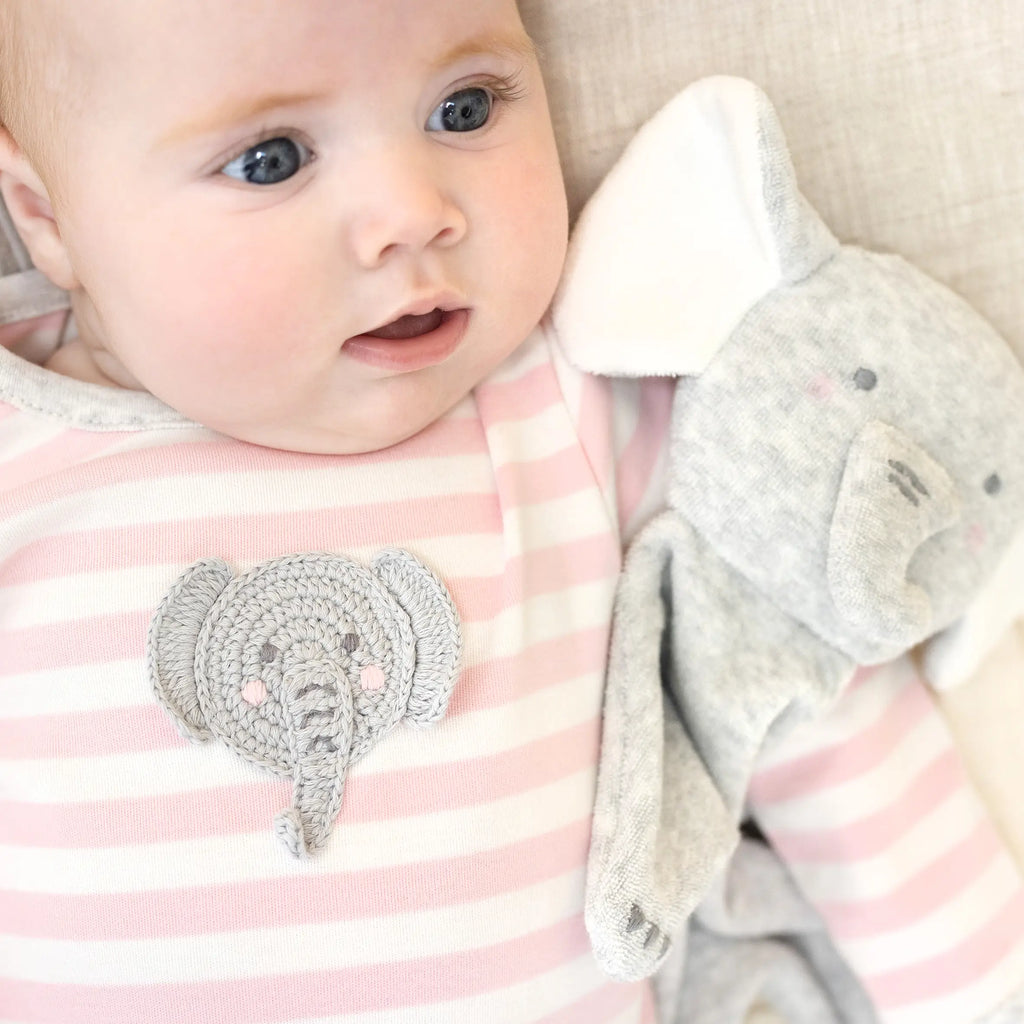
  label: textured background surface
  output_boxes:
[520,0,1024,359]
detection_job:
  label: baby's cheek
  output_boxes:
[168,262,313,378]
[189,263,292,336]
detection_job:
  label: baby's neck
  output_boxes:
[45,335,133,389]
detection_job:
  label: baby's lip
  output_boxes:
[344,307,470,372]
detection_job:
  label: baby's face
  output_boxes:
[46,0,567,452]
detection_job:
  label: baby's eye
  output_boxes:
[426,87,493,133]
[220,136,312,185]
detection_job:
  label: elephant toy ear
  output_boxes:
[372,548,462,725]
[146,559,234,741]
[551,75,838,378]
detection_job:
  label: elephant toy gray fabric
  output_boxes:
[147,548,461,858]
[551,76,1024,980]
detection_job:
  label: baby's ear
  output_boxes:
[551,76,838,377]
[0,127,77,291]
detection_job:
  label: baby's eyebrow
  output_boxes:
[152,32,536,152]
[153,90,330,151]
[429,31,538,73]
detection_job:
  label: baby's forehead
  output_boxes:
[0,0,109,199]
[6,0,124,75]
[2,0,60,60]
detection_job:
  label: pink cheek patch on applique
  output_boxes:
[241,678,268,707]
[360,665,386,692]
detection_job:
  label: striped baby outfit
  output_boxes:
[0,325,669,1024]
[751,658,1024,1024]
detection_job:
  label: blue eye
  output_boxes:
[221,136,311,185]
[426,87,493,133]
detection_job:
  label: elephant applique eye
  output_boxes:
[984,473,1003,496]
[147,549,462,858]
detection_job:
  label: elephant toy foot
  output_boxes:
[586,887,674,981]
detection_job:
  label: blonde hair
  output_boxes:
[0,2,30,137]
[0,1,70,189]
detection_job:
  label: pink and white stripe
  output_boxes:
[0,327,662,1024]
[750,656,1024,1024]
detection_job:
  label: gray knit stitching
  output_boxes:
[147,549,461,858]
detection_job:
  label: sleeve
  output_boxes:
[547,323,675,545]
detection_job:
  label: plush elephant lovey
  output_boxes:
[552,77,1024,979]
[147,549,461,857]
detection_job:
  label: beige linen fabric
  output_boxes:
[933,620,1024,868]
[521,0,1024,359]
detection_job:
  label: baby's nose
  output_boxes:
[348,152,467,268]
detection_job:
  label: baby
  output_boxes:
[0,0,666,1021]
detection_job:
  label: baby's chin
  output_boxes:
[210,422,419,456]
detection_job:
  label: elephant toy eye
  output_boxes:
[853,368,878,391]
[984,473,1003,496]
[341,633,359,654]
[260,642,280,664]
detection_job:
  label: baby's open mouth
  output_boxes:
[365,309,445,341]
[343,307,469,372]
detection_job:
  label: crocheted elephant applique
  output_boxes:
[147,548,461,858]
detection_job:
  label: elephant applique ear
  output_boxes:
[372,548,462,725]
[147,559,235,742]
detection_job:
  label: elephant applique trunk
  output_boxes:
[274,661,356,858]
